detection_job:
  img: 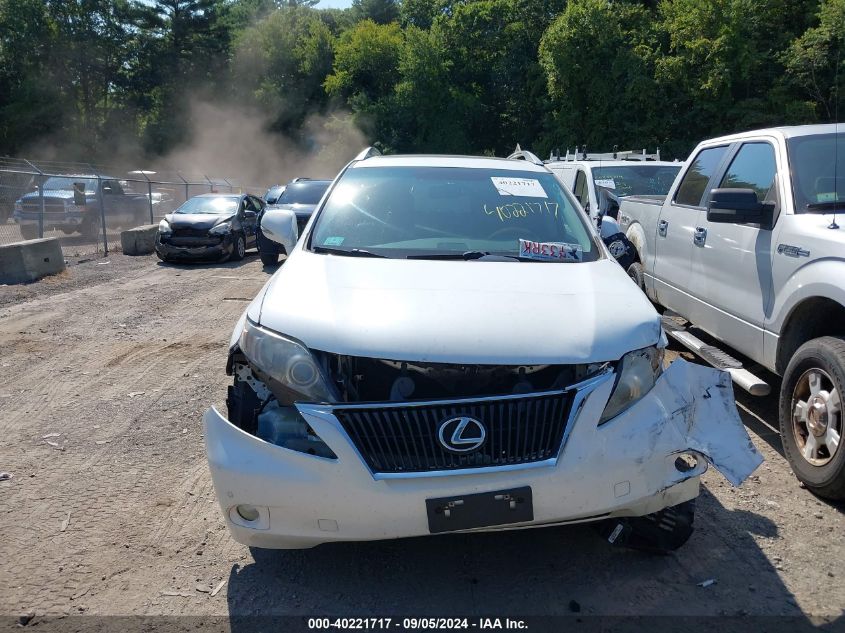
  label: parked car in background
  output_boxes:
[263,184,286,205]
[155,193,262,263]
[257,177,332,266]
[618,124,845,499]
[204,147,761,552]
[13,175,150,239]
[546,149,681,223]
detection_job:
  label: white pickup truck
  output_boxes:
[618,124,845,499]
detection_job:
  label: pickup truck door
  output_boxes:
[685,140,781,361]
[652,145,731,315]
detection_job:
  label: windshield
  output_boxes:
[309,166,599,262]
[42,177,99,191]
[264,186,285,204]
[278,181,331,205]
[175,195,240,215]
[787,132,845,212]
[592,165,681,197]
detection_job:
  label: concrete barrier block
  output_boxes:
[0,237,66,284]
[120,224,159,255]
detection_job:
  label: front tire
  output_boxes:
[260,250,279,266]
[230,234,246,261]
[627,262,645,291]
[20,224,39,240]
[779,336,845,499]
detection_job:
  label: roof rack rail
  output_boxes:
[506,144,544,166]
[354,146,382,161]
[547,146,662,162]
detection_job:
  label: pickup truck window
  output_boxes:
[719,142,777,203]
[674,146,729,207]
[592,165,681,197]
[787,133,845,213]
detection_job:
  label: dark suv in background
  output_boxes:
[257,178,331,266]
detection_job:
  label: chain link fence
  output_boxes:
[0,157,266,257]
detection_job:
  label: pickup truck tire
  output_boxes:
[20,224,39,240]
[626,262,645,291]
[779,336,845,499]
[81,216,99,240]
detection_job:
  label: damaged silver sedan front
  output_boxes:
[204,151,762,552]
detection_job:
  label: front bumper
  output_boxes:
[155,233,234,261]
[204,359,762,549]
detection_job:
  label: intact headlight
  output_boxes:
[239,318,332,403]
[209,221,232,235]
[599,345,664,424]
[158,219,172,234]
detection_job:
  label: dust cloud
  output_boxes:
[156,100,368,190]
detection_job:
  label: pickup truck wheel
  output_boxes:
[81,216,99,240]
[627,262,645,291]
[779,336,845,499]
[20,224,39,240]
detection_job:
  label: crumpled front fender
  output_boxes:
[653,359,764,486]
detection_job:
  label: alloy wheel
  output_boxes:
[791,367,842,466]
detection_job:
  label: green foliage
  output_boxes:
[783,0,845,120]
[0,0,842,164]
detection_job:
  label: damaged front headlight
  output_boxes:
[209,221,233,235]
[599,345,664,424]
[239,318,332,403]
[236,319,336,458]
[158,219,172,235]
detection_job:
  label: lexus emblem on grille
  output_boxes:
[437,416,487,453]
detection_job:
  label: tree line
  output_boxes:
[1,0,843,166]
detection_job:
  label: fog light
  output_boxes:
[236,504,260,522]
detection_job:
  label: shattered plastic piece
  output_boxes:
[0,472,11,481]
[211,580,226,597]
[128,391,145,398]
[42,433,61,439]
[697,579,716,588]
[654,360,764,485]
[60,512,71,532]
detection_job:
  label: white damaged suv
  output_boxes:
[204,149,762,551]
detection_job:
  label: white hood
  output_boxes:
[253,251,661,364]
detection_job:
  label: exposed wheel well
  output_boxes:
[777,297,845,374]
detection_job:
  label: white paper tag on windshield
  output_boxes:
[491,177,547,198]
[519,239,582,261]
[595,178,616,189]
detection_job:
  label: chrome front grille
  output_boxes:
[332,391,573,474]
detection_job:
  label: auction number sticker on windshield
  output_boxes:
[519,239,582,261]
[595,178,616,189]
[491,177,547,198]
[323,236,345,246]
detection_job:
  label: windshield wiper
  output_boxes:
[312,246,386,258]
[406,251,519,260]
[805,201,845,212]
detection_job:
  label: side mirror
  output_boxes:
[73,182,86,206]
[242,209,257,219]
[707,188,774,229]
[260,208,298,252]
[598,190,620,219]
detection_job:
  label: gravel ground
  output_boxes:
[0,255,842,623]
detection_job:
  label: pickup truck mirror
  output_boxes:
[707,188,774,229]
[73,182,86,206]
[242,209,257,219]
[260,208,298,252]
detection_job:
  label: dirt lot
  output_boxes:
[0,254,843,622]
